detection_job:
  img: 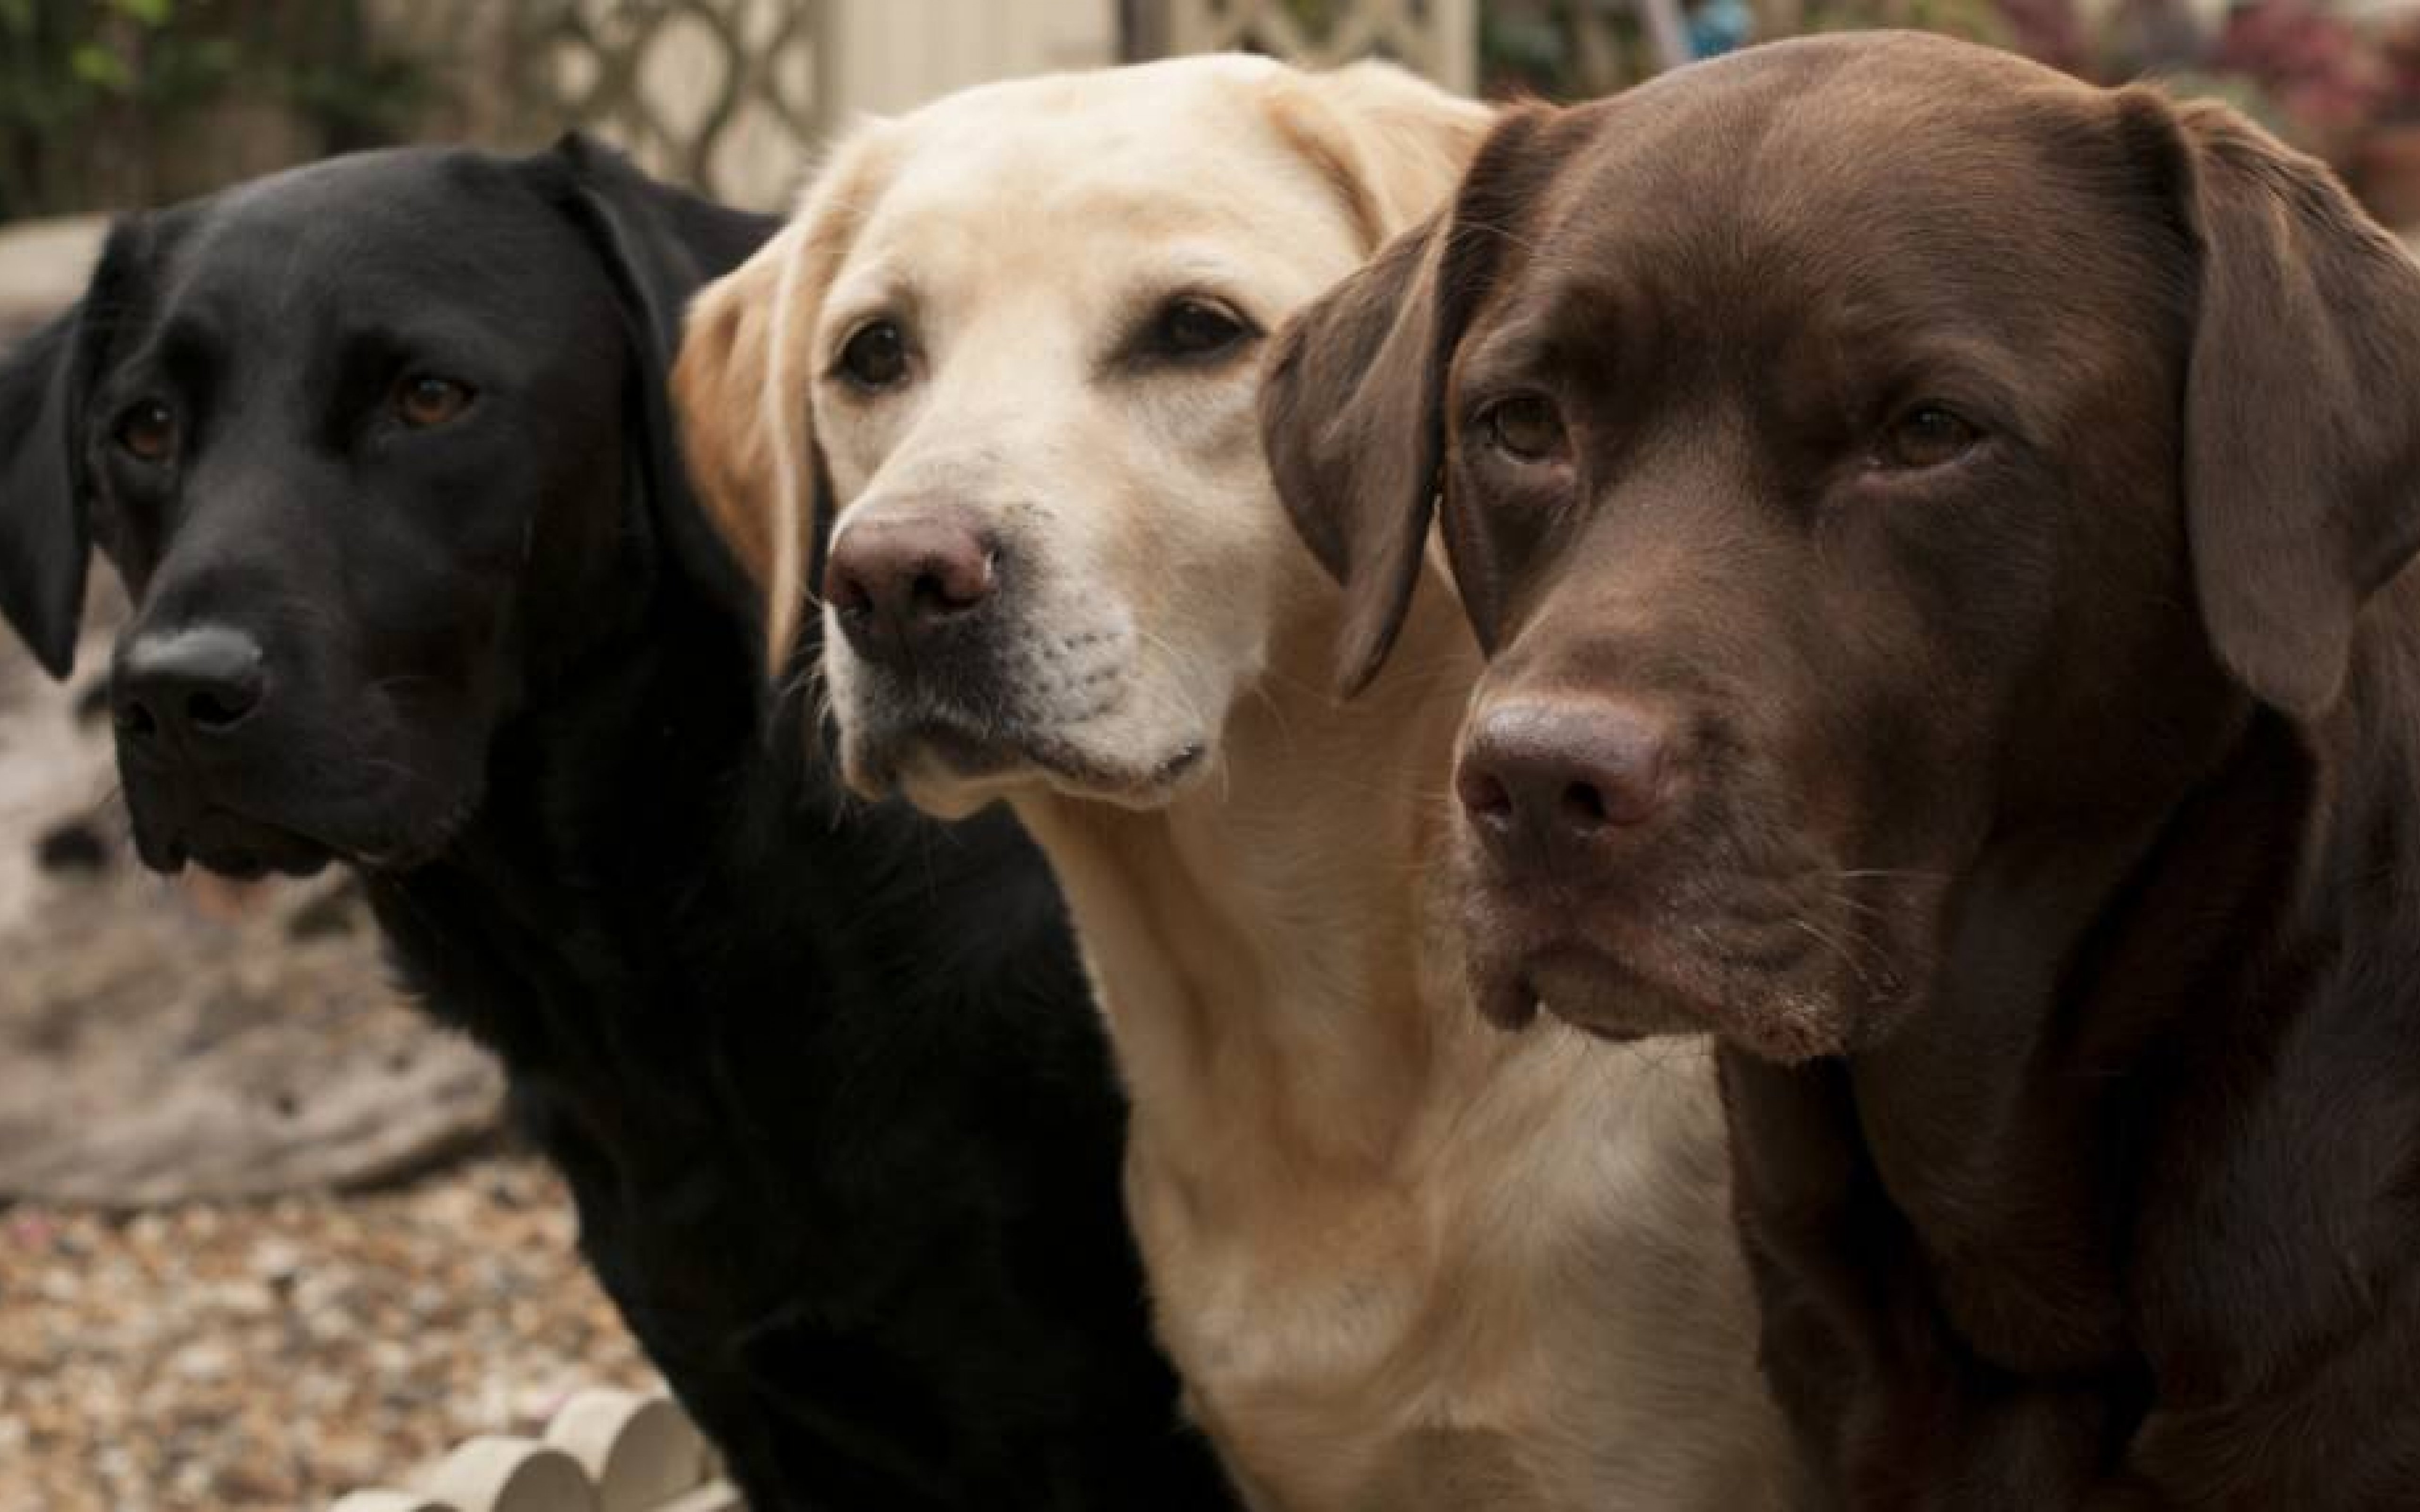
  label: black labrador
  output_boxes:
[1266,33,2420,1510]
[0,138,1229,1512]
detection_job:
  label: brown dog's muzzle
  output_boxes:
[1454,695,1677,879]
[1447,630,1900,1063]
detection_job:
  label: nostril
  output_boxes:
[1455,764,1515,825]
[910,569,966,615]
[911,548,994,617]
[186,687,253,730]
[1562,781,1609,827]
[828,567,872,617]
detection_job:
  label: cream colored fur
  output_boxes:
[676,54,1793,1512]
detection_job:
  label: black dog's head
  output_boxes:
[0,139,766,876]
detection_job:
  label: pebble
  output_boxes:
[0,1152,654,1511]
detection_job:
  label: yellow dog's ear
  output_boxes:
[1256,59,1494,256]
[674,125,894,670]
[2126,89,2420,720]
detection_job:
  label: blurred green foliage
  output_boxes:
[0,0,428,220]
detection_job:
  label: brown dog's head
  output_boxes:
[1263,33,2420,1060]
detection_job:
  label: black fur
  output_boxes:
[0,140,1228,1511]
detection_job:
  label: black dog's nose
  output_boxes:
[1456,698,1673,876]
[823,512,1000,666]
[114,626,269,746]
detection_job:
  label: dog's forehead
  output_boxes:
[1479,37,2161,364]
[835,61,1357,297]
[132,149,589,335]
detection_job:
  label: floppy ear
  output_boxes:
[529,134,779,628]
[1260,105,1549,696]
[674,124,890,670]
[2154,94,2420,719]
[1258,60,1494,256]
[0,304,97,679]
[1261,219,1454,696]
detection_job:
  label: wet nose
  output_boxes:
[1455,697,1674,876]
[823,513,999,666]
[113,626,269,749]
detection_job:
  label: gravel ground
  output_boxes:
[0,1152,656,1512]
[0,576,651,1508]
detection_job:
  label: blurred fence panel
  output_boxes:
[1130,0,1479,90]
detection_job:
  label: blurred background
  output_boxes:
[1,2,2415,1509]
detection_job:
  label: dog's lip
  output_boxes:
[878,713,1208,805]
[1471,937,1711,1042]
[1471,944,1647,1036]
[142,808,334,880]
[134,788,475,879]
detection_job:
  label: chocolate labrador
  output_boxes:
[0,140,1228,1511]
[1265,31,2420,1510]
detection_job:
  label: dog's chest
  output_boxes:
[1125,1044,1761,1512]
[1130,1157,1554,1512]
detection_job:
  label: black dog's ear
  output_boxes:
[533,134,779,625]
[1260,107,1548,697]
[0,305,95,679]
[2142,92,2420,719]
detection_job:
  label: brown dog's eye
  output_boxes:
[115,401,178,465]
[839,321,910,391]
[1147,297,1255,362]
[396,375,475,430]
[1483,395,1569,464]
[1879,404,1979,471]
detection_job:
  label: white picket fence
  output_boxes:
[330,1391,743,1512]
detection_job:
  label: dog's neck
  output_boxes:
[364,563,796,1063]
[1012,568,1489,1184]
[1767,597,2420,1402]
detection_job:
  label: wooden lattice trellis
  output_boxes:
[1133,0,1478,90]
[510,0,830,210]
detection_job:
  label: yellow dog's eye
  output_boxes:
[396,375,475,430]
[839,321,910,391]
[1483,395,1569,465]
[1149,297,1253,361]
[1879,404,1980,471]
[115,400,179,464]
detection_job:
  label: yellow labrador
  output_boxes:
[675,55,1792,1512]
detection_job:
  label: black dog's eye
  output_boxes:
[396,375,475,430]
[115,401,179,465]
[1144,297,1255,363]
[1878,404,1980,471]
[838,321,910,391]
[1482,395,1570,464]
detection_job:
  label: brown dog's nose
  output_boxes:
[1456,699,1673,875]
[113,625,269,749]
[824,513,999,666]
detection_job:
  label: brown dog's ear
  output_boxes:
[1261,218,1453,696]
[2154,93,2420,719]
[1261,105,1549,696]
[674,125,891,670]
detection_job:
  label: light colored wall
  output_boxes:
[827,0,1118,122]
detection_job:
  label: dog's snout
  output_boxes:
[1457,698,1673,875]
[113,625,270,747]
[825,513,1000,665]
